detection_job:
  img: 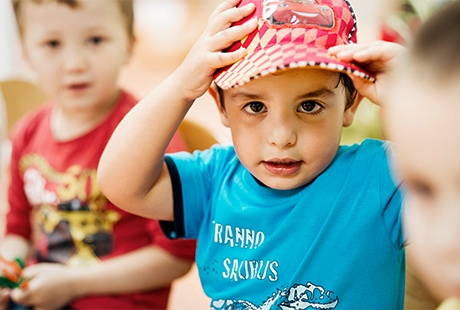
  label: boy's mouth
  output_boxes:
[68,83,90,91]
[262,159,302,176]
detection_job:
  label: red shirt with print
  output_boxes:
[7,91,196,309]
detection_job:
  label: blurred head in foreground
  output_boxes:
[384,0,460,301]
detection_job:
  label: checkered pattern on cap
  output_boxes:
[214,0,374,89]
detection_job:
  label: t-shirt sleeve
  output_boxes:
[160,156,186,239]
[160,146,230,240]
[160,151,210,240]
[150,220,196,261]
[154,128,197,259]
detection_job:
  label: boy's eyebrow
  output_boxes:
[297,88,336,99]
[229,87,336,101]
[229,91,266,101]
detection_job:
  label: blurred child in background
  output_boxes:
[330,1,460,308]
[386,2,460,307]
[0,0,196,308]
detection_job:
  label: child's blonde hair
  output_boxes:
[11,0,134,40]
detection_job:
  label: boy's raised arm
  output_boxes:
[97,0,257,221]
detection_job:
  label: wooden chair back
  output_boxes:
[179,119,218,151]
[0,79,47,132]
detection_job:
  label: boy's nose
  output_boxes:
[64,48,88,73]
[267,115,297,148]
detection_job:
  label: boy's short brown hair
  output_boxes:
[410,0,460,79]
[11,0,134,39]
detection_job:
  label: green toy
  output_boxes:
[0,257,28,289]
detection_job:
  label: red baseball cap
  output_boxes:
[214,0,374,89]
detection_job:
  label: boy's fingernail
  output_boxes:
[244,2,255,10]
[236,48,247,58]
[247,17,257,27]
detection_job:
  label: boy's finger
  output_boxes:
[328,43,367,53]
[208,2,255,36]
[353,42,405,63]
[10,287,30,306]
[211,48,248,69]
[329,41,404,66]
[328,44,371,62]
[212,17,257,52]
[208,0,241,21]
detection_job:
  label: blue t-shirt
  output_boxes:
[163,139,404,309]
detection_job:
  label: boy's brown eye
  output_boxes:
[244,102,266,114]
[299,101,322,114]
[89,36,104,45]
[250,102,263,112]
[47,40,60,48]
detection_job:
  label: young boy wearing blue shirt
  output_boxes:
[98,0,405,308]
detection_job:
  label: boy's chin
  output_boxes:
[258,176,311,191]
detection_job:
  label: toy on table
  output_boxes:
[0,257,28,289]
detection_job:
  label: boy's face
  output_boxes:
[217,68,359,190]
[385,69,460,300]
[20,0,132,112]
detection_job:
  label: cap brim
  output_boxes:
[214,43,374,89]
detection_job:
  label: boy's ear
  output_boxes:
[343,94,364,127]
[208,84,230,128]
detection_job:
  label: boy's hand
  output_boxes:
[174,0,257,102]
[10,263,77,309]
[328,41,406,106]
